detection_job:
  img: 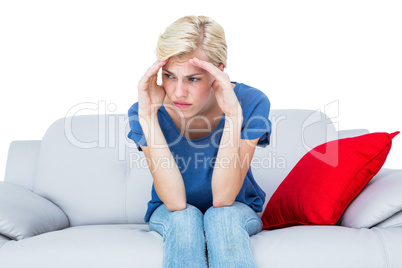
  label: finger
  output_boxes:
[140,59,168,86]
[150,59,169,84]
[189,57,223,80]
[149,59,168,77]
[147,59,168,77]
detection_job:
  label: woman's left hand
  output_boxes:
[189,57,242,119]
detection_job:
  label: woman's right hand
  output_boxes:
[138,59,169,117]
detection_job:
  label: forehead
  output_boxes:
[163,55,208,75]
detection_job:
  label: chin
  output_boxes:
[166,105,191,118]
[176,110,194,119]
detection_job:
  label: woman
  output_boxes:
[128,15,271,268]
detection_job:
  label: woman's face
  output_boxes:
[162,53,216,119]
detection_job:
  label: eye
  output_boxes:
[189,77,199,82]
[164,74,173,79]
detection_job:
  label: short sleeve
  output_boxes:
[240,93,271,148]
[127,102,147,151]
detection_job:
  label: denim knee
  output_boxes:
[164,204,206,254]
[149,203,204,239]
[168,203,204,229]
[204,202,242,226]
[150,203,208,268]
[204,201,262,236]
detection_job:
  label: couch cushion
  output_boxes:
[261,132,398,230]
[251,225,400,268]
[0,224,163,268]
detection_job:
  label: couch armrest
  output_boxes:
[4,140,41,190]
[0,182,70,240]
[338,168,402,228]
[374,210,402,228]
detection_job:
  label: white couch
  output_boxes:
[1,109,401,268]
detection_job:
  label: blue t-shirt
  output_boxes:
[128,81,271,223]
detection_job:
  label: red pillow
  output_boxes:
[261,131,399,230]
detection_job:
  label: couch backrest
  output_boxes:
[30,109,338,226]
[33,114,132,226]
[252,109,339,216]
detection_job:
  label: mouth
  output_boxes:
[173,102,192,109]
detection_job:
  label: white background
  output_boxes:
[0,0,401,180]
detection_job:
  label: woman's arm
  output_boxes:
[136,59,186,211]
[211,115,243,207]
[186,56,262,207]
[211,114,260,207]
[139,115,187,211]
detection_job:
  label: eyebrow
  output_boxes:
[163,69,204,77]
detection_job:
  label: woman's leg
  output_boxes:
[148,203,208,268]
[203,201,263,268]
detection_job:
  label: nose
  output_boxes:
[174,79,188,99]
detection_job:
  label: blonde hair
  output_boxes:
[156,15,227,68]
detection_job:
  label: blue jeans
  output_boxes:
[148,201,262,268]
